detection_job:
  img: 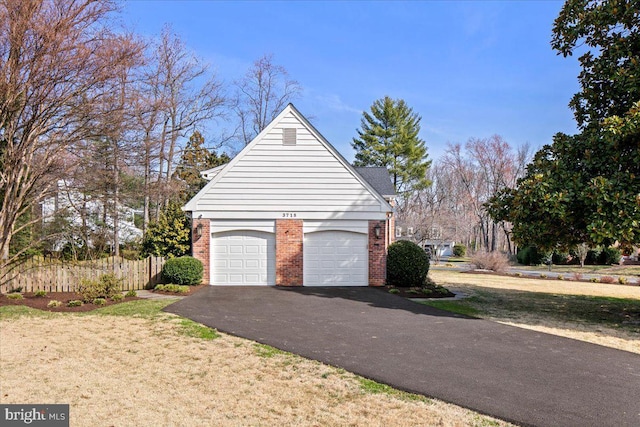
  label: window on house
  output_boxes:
[407,227,414,236]
[283,128,297,145]
[395,227,402,238]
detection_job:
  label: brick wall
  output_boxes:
[368,220,387,287]
[387,198,396,247]
[275,219,303,286]
[191,219,210,284]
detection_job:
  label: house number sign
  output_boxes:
[282,213,297,218]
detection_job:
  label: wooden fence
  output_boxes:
[0,256,166,293]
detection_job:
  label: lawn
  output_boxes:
[0,300,511,427]
[428,270,640,354]
[509,264,640,276]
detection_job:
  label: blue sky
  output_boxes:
[122,0,580,162]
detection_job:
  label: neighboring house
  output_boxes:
[41,180,143,250]
[422,240,455,257]
[184,104,395,286]
[394,223,455,257]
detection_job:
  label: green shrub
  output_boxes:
[155,284,190,293]
[452,244,466,257]
[386,241,430,287]
[388,288,400,294]
[111,293,124,302]
[585,249,601,265]
[93,298,107,306]
[8,286,23,293]
[161,256,203,286]
[516,246,543,265]
[540,273,547,279]
[124,290,137,298]
[67,300,83,307]
[552,252,570,265]
[557,274,564,280]
[590,277,599,282]
[514,272,523,277]
[78,274,121,303]
[34,290,47,297]
[618,276,628,285]
[598,247,621,265]
[7,293,23,300]
[47,300,62,308]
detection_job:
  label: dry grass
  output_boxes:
[0,310,511,427]
[430,269,640,299]
[429,270,640,354]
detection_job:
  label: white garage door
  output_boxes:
[304,231,368,286]
[211,231,275,285]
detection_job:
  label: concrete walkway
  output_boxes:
[165,286,640,427]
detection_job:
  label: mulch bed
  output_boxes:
[382,284,456,299]
[0,292,141,313]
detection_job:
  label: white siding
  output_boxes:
[190,109,389,220]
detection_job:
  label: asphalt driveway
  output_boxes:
[165,286,640,427]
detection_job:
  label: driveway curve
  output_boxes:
[165,286,640,427]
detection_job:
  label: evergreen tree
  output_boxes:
[352,96,431,195]
[174,131,231,201]
[141,201,191,258]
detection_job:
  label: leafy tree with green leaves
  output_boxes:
[141,201,191,258]
[552,0,640,128]
[489,1,640,251]
[174,131,230,201]
[352,96,431,195]
[489,103,640,251]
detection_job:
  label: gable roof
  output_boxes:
[183,104,393,216]
[200,164,225,181]
[354,167,396,198]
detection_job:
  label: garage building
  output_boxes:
[184,104,395,286]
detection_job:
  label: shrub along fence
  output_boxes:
[0,256,166,293]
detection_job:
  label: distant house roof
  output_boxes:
[354,167,396,198]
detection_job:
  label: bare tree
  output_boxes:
[0,0,139,270]
[234,54,302,145]
[439,136,530,254]
[149,26,227,219]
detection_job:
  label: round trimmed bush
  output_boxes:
[387,240,430,287]
[452,244,466,257]
[162,256,204,285]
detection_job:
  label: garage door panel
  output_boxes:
[304,230,368,286]
[211,230,275,285]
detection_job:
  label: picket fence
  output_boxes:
[1,256,166,293]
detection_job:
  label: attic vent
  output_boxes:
[283,128,297,145]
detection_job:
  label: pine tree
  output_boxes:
[141,201,191,258]
[174,131,231,201]
[352,96,431,195]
